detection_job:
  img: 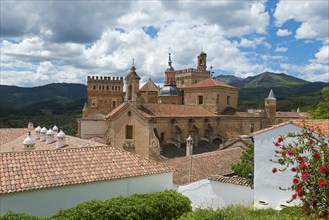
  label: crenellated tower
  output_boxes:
[85,75,124,117]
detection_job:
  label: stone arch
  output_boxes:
[212,136,224,146]
[127,85,132,101]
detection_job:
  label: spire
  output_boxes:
[83,102,87,110]
[267,89,276,100]
[130,58,136,71]
[167,48,174,71]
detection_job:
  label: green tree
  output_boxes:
[232,143,254,178]
[313,87,329,119]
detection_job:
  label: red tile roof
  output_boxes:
[184,78,238,90]
[0,146,173,194]
[139,103,217,118]
[251,119,329,136]
[209,175,252,187]
[0,128,107,153]
[164,148,243,185]
[140,78,159,92]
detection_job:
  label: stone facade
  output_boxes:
[85,76,124,116]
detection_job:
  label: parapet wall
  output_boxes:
[87,76,124,82]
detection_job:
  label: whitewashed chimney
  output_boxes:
[46,128,55,144]
[35,126,41,140]
[40,127,47,142]
[23,132,35,150]
[186,135,194,156]
[57,130,66,148]
[28,122,34,129]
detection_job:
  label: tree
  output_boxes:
[313,87,329,119]
[232,143,254,178]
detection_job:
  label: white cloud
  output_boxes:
[274,47,288,53]
[276,29,291,37]
[274,1,329,41]
[314,45,329,64]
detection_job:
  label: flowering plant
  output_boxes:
[271,123,328,218]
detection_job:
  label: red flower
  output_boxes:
[301,172,309,181]
[272,168,277,173]
[287,150,294,156]
[274,142,280,147]
[318,180,326,187]
[319,165,327,172]
[293,178,299,185]
[296,187,303,196]
[300,163,308,170]
[292,194,297,199]
[307,140,313,145]
[298,157,304,162]
[313,153,321,158]
[291,167,297,172]
[278,137,283,143]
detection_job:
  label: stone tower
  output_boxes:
[265,89,277,126]
[125,61,141,102]
[86,75,124,116]
[197,51,207,71]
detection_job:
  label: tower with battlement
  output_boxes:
[85,76,124,116]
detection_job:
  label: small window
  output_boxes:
[118,86,121,90]
[126,125,133,139]
[112,86,114,90]
[112,101,116,108]
[115,86,117,90]
[99,86,101,90]
[102,86,104,90]
[93,85,96,90]
[198,95,203,105]
[107,86,109,90]
[227,96,231,105]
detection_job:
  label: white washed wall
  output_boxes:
[253,123,301,209]
[0,173,172,217]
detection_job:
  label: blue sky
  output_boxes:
[0,0,328,87]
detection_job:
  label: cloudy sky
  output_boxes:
[1,0,328,87]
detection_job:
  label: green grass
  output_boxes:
[179,206,309,220]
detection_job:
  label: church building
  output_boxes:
[78,52,308,159]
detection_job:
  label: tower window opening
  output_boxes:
[93,85,96,90]
[125,125,133,139]
[107,86,109,90]
[227,96,231,105]
[198,96,203,105]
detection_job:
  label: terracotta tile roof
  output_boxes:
[0,128,107,153]
[0,146,173,194]
[164,148,243,185]
[251,119,329,136]
[276,111,309,118]
[105,102,127,118]
[0,128,30,147]
[184,78,238,90]
[139,103,217,118]
[209,175,252,187]
[140,78,159,92]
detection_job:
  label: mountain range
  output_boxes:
[0,72,328,118]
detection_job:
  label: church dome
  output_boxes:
[35,126,41,132]
[158,85,181,96]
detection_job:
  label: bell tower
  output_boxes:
[197,51,207,71]
[125,59,141,102]
[265,89,277,126]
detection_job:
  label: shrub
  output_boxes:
[0,211,44,220]
[50,190,191,220]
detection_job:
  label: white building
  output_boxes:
[252,120,329,210]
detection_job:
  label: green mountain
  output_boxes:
[0,83,87,117]
[214,72,328,111]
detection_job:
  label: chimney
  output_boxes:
[35,126,41,140]
[46,128,55,144]
[57,130,66,148]
[186,135,194,156]
[23,132,35,150]
[40,127,47,142]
